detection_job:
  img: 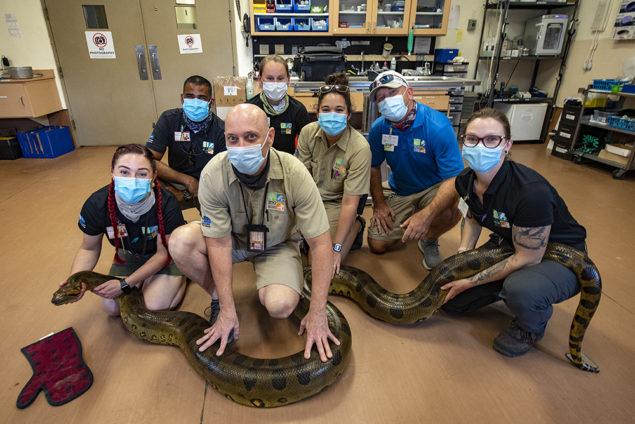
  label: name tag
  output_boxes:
[174,131,191,142]
[458,197,469,218]
[106,224,128,239]
[382,134,398,152]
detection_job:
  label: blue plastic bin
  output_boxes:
[257,17,276,31]
[276,17,294,31]
[294,18,311,31]
[434,48,458,63]
[294,0,311,13]
[275,0,293,12]
[311,17,328,31]
[17,126,74,159]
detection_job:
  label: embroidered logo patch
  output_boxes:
[333,158,346,177]
[280,122,292,135]
[202,215,212,227]
[413,138,426,153]
[492,209,510,228]
[142,225,159,239]
[78,214,86,229]
[203,141,214,155]
[267,192,286,211]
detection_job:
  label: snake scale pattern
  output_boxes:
[51,242,600,407]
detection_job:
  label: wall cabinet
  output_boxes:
[250,0,450,36]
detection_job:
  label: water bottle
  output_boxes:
[390,57,397,71]
[246,72,255,100]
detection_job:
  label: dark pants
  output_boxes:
[442,237,580,335]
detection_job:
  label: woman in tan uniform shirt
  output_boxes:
[296,72,371,273]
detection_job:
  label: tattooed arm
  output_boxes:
[442,224,551,303]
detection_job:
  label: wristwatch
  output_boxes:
[119,278,132,294]
[332,243,343,253]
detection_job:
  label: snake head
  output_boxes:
[51,271,96,305]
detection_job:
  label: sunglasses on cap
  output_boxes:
[369,73,407,91]
[318,85,350,95]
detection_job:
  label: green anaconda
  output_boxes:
[52,274,352,408]
[305,241,601,373]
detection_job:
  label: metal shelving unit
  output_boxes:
[474,0,579,107]
[569,87,635,179]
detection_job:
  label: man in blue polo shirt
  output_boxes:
[367,71,463,269]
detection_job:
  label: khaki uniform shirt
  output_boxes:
[296,122,371,203]
[198,148,329,249]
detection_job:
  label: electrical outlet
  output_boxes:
[468,19,477,31]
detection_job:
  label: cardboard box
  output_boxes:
[604,144,632,158]
[213,76,247,108]
[598,149,628,166]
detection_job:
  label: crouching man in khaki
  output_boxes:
[168,103,340,361]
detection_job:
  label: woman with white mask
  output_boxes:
[442,108,587,359]
[247,55,310,154]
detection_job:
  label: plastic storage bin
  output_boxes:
[294,17,311,31]
[609,115,635,132]
[257,17,276,31]
[0,136,22,160]
[591,79,626,91]
[294,0,310,12]
[311,17,328,31]
[275,0,293,12]
[275,17,293,31]
[434,49,458,63]
[17,126,74,158]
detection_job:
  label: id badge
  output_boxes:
[174,131,182,142]
[247,224,268,252]
[458,197,469,218]
[382,134,398,146]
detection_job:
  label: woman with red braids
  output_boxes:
[60,144,186,315]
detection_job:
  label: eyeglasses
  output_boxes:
[460,134,508,148]
[318,85,350,95]
[368,73,407,91]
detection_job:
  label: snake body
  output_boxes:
[306,241,601,372]
[52,273,352,408]
[51,242,599,408]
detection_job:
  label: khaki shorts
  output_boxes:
[232,240,303,294]
[109,249,182,277]
[367,181,441,242]
[323,201,341,239]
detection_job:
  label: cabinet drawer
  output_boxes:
[0,79,62,118]
[0,84,34,117]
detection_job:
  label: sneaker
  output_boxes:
[204,298,220,325]
[493,320,544,357]
[418,238,443,270]
[350,216,366,252]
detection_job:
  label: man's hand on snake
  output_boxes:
[299,309,340,362]
[92,279,124,299]
[196,309,239,355]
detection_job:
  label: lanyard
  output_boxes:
[239,182,269,225]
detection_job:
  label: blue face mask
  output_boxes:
[182,98,210,122]
[227,134,269,175]
[114,176,152,203]
[462,144,506,173]
[318,112,348,136]
[378,93,408,122]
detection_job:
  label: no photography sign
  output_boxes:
[85,31,116,59]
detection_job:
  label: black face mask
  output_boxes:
[232,156,270,190]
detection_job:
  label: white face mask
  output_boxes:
[262,82,288,102]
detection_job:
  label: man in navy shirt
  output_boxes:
[146,75,226,209]
[367,71,463,269]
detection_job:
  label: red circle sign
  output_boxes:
[93,33,107,48]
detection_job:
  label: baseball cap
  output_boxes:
[369,71,409,103]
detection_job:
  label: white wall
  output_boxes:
[232,0,254,77]
[0,0,67,108]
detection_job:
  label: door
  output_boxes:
[332,0,374,34]
[408,0,450,36]
[44,0,235,146]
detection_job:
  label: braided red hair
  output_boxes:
[154,180,171,266]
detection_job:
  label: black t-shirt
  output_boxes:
[78,185,185,255]
[247,95,311,154]
[146,108,226,179]
[455,161,586,251]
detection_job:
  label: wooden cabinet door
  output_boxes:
[332,0,373,34]
[370,0,412,35]
[408,0,450,36]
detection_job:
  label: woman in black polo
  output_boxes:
[441,108,586,358]
[248,54,310,154]
[59,144,186,316]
